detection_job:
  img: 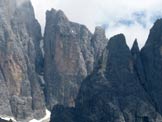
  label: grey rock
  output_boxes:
[75,34,160,122]
[2,1,162,122]
[44,9,107,109]
[141,19,162,114]
[50,34,162,122]
[50,105,75,122]
[91,26,108,67]
[131,39,147,90]
[0,0,45,121]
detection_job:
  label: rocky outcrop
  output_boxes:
[91,26,108,67]
[2,0,162,121]
[50,105,75,122]
[50,34,162,122]
[141,19,162,114]
[44,9,107,110]
[0,0,45,121]
[131,39,147,90]
[75,34,161,122]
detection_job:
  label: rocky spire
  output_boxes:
[50,34,162,122]
[0,0,45,121]
[46,9,69,27]
[93,26,106,39]
[144,18,162,47]
[131,39,148,94]
[44,9,107,110]
[131,39,140,67]
[131,39,139,54]
[141,19,162,114]
[91,26,108,67]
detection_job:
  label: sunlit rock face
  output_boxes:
[44,9,107,110]
[0,0,45,121]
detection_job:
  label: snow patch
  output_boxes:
[0,115,17,122]
[71,29,76,34]
[39,75,45,85]
[40,39,44,56]
[29,109,51,122]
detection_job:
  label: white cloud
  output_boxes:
[31,0,162,48]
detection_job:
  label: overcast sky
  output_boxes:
[31,0,162,48]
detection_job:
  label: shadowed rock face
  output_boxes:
[0,0,45,121]
[141,19,162,114]
[44,9,107,110]
[131,39,148,92]
[50,34,162,122]
[74,34,161,122]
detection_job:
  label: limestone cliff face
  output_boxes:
[44,9,107,110]
[91,26,108,67]
[50,34,162,122]
[0,0,45,121]
[3,1,162,121]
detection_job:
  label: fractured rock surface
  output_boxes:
[50,26,162,122]
[2,0,162,122]
[0,0,45,121]
[44,9,107,109]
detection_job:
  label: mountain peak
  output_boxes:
[46,9,69,27]
[145,18,162,46]
[107,34,127,50]
[131,39,139,53]
[94,26,105,36]
[109,33,125,42]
